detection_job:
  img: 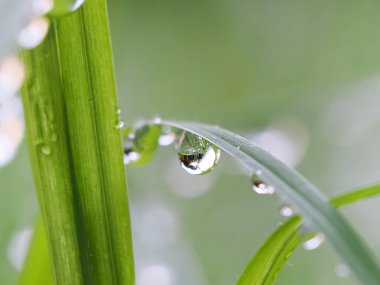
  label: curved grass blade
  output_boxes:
[236,184,380,285]
[161,120,380,285]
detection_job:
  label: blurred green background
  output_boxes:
[2,0,380,284]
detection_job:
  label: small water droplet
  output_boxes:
[177,131,221,175]
[251,170,275,194]
[32,0,54,15]
[303,233,325,250]
[0,57,25,103]
[158,126,176,146]
[18,17,50,49]
[123,124,161,166]
[335,263,351,278]
[279,204,295,217]
[40,144,51,155]
[123,147,141,164]
[115,119,124,129]
[152,116,162,124]
[116,108,121,115]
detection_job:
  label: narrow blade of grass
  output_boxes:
[162,120,380,285]
[18,218,53,285]
[236,184,380,285]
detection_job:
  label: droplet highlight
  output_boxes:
[303,233,325,251]
[279,204,295,217]
[251,170,275,194]
[123,147,141,164]
[177,131,220,175]
[18,17,50,49]
[115,119,124,129]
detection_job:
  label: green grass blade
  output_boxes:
[20,1,134,283]
[236,184,380,285]
[331,184,380,207]
[162,120,380,285]
[21,27,86,284]
[237,216,302,285]
[17,218,54,285]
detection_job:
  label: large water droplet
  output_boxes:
[18,17,49,49]
[50,0,85,16]
[158,126,176,146]
[303,233,325,250]
[177,131,220,175]
[0,57,25,103]
[279,204,295,217]
[251,170,275,194]
[123,124,161,166]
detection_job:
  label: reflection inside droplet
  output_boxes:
[177,131,220,175]
[18,17,50,49]
[303,233,325,250]
[251,170,275,195]
[124,147,141,164]
[0,57,25,103]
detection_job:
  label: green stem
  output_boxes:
[20,1,134,284]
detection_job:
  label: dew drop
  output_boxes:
[251,170,275,194]
[177,131,220,175]
[18,17,50,49]
[115,119,124,129]
[158,126,176,146]
[279,204,295,217]
[41,144,52,156]
[32,0,54,15]
[123,124,161,166]
[0,57,25,103]
[152,116,162,124]
[303,233,325,251]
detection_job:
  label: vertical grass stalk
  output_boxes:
[20,1,134,284]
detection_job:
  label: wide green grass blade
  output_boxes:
[162,120,380,285]
[236,184,380,285]
[20,1,135,283]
